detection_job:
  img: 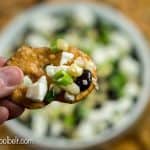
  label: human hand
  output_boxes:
[0,57,24,124]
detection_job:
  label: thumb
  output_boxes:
[0,66,24,98]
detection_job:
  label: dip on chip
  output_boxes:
[7,39,97,109]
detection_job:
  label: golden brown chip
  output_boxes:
[7,45,97,109]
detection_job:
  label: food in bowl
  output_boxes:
[9,6,141,139]
[7,41,97,109]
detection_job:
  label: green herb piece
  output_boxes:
[53,70,73,86]
[50,39,59,53]
[44,90,56,103]
[98,22,113,45]
[99,30,110,45]
[73,102,89,125]
[109,72,126,97]
[64,115,75,128]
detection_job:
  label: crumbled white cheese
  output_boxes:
[123,82,139,98]
[115,98,133,113]
[73,6,95,27]
[76,121,95,139]
[62,83,80,95]
[92,48,109,65]
[110,32,131,52]
[50,121,63,136]
[32,113,48,137]
[46,65,69,77]
[30,14,65,35]
[106,45,121,60]
[64,92,75,101]
[68,63,83,77]
[60,52,74,65]
[92,46,121,64]
[26,33,49,47]
[23,76,32,87]
[119,57,139,79]
[26,76,48,101]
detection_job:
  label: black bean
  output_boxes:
[75,70,92,91]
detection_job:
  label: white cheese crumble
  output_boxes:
[30,14,65,35]
[32,113,48,137]
[106,45,121,60]
[62,83,80,95]
[26,76,48,101]
[73,6,95,27]
[50,121,63,136]
[60,52,74,65]
[92,46,120,65]
[92,48,110,65]
[23,76,32,87]
[110,32,131,52]
[46,65,69,77]
[26,33,49,47]
[115,98,133,114]
[76,121,95,139]
[119,57,139,79]
[64,92,75,101]
[123,82,139,98]
[68,63,83,77]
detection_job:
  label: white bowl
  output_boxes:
[1,3,150,149]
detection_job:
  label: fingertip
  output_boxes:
[0,100,24,119]
[10,66,24,83]
[0,66,24,87]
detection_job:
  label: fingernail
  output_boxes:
[0,66,24,87]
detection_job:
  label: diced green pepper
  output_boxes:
[53,70,73,86]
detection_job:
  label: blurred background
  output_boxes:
[0,0,150,150]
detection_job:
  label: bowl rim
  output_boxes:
[2,2,150,149]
